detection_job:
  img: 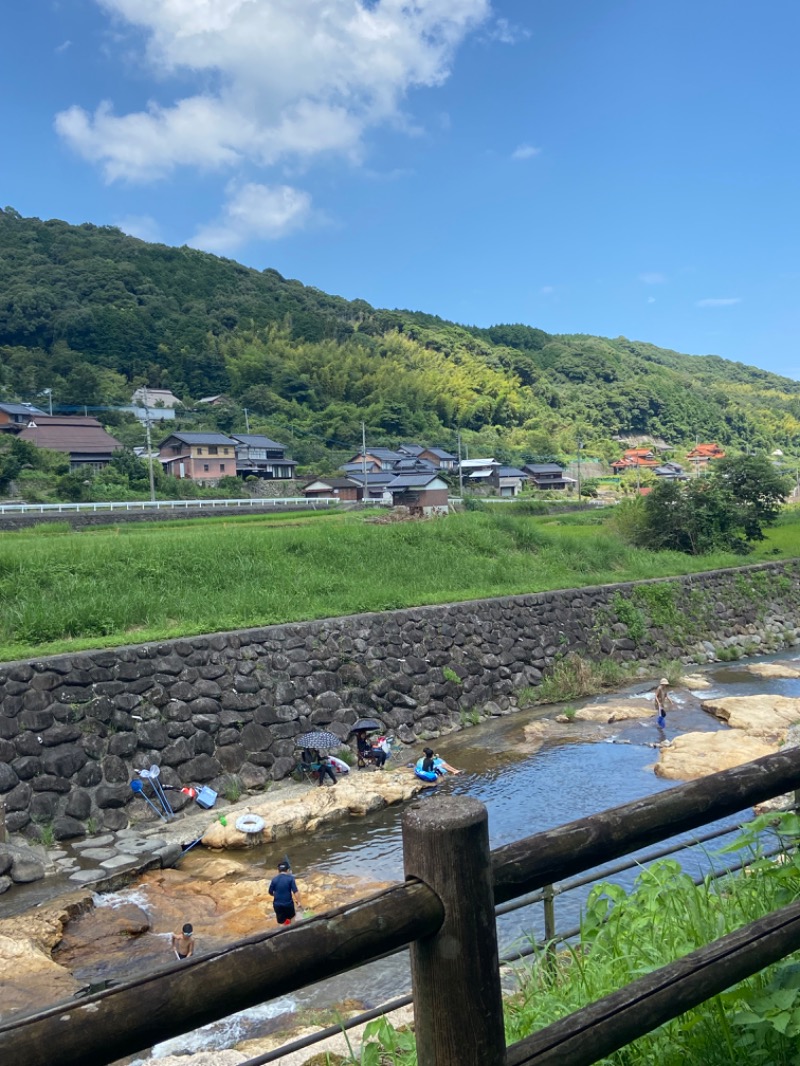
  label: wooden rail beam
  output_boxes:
[506,898,800,1066]
[0,881,443,1066]
[493,748,800,903]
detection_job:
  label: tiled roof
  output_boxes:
[0,402,44,416]
[18,416,122,455]
[423,446,458,459]
[159,432,236,446]
[498,466,528,478]
[388,474,444,488]
[524,463,564,474]
[230,434,288,450]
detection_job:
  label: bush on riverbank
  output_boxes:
[1,508,798,661]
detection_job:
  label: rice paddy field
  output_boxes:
[0,506,798,662]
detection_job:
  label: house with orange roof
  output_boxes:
[685,442,726,470]
[610,448,661,475]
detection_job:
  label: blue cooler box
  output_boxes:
[195,786,218,809]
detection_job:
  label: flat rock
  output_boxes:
[701,694,800,741]
[202,770,427,850]
[681,674,712,689]
[746,663,800,680]
[99,854,139,870]
[79,848,117,861]
[656,731,777,781]
[72,835,115,850]
[69,869,106,884]
[570,699,654,723]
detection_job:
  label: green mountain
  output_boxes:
[1,206,798,464]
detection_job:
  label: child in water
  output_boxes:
[654,678,672,728]
[172,923,195,960]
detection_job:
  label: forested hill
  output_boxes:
[1,207,798,462]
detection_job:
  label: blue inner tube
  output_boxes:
[414,759,438,783]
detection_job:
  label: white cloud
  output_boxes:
[540,285,555,295]
[55,40,72,54]
[512,143,541,161]
[56,0,492,183]
[639,272,666,285]
[115,214,162,242]
[647,296,656,304]
[696,297,741,308]
[190,182,313,253]
[486,17,530,44]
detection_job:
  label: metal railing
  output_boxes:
[0,497,338,515]
[3,749,800,1066]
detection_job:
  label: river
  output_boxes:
[13,653,800,1059]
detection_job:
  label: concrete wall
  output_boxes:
[0,560,798,840]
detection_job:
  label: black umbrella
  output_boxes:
[348,718,382,734]
[295,730,342,750]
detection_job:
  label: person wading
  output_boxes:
[268,861,301,926]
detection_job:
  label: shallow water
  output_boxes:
[20,651,800,1056]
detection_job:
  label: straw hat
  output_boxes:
[659,678,669,686]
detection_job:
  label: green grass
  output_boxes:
[343,813,800,1065]
[0,509,797,661]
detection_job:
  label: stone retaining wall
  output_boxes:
[1,560,798,840]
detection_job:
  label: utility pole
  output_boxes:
[143,402,156,502]
[361,421,368,505]
[457,431,464,498]
[244,408,250,433]
[577,438,583,502]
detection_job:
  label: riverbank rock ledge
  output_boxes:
[0,559,798,836]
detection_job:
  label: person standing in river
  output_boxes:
[171,923,195,960]
[654,678,672,728]
[269,861,301,926]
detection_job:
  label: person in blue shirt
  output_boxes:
[269,861,301,925]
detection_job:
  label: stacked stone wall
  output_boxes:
[0,560,798,839]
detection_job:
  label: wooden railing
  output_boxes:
[3,748,800,1066]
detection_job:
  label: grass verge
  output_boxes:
[0,508,797,662]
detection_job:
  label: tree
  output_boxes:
[638,455,790,554]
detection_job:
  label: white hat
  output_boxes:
[660,678,669,686]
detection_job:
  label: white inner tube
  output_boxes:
[235,813,266,834]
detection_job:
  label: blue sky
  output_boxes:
[2,0,799,379]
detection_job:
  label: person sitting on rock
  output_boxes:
[356,730,387,769]
[316,751,337,787]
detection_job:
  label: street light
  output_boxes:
[39,388,53,415]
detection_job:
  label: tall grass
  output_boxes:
[504,812,800,1065]
[0,509,797,661]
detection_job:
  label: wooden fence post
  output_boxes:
[403,795,505,1066]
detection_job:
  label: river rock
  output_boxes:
[568,699,654,723]
[655,731,776,781]
[0,900,86,1016]
[680,674,712,689]
[701,694,800,741]
[202,770,427,850]
[746,663,800,680]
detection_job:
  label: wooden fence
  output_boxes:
[3,747,800,1066]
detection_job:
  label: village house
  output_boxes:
[523,462,572,490]
[303,476,363,502]
[0,402,44,433]
[386,473,450,515]
[346,447,405,471]
[17,415,123,470]
[496,465,529,498]
[230,434,296,480]
[158,431,237,485]
[399,444,459,471]
[131,387,182,409]
[459,458,501,489]
[611,448,661,475]
[685,442,726,470]
[654,461,687,480]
